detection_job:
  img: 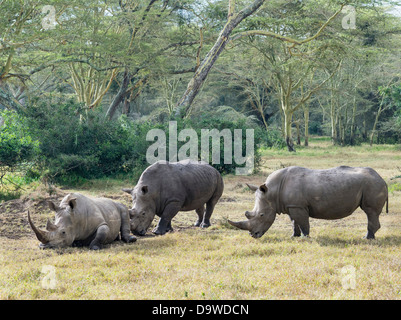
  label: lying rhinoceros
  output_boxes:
[229,166,388,239]
[123,160,224,236]
[28,193,137,250]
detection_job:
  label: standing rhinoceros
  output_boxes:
[28,193,137,250]
[123,160,224,236]
[229,166,388,239]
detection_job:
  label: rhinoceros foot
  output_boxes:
[152,227,165,235]
[200,220,211,228]
[152,219,174,235]
[124,235,137,243]
[363,232,376,240]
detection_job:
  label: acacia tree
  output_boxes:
[0,0,75,109]
[0,0,203,117]
[175,0,345,123]
[174,0,266,117]
[223,1,345,151]
[314,3,401,145]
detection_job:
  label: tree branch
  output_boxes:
[231,4,344,46]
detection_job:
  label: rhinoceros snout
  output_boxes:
[251,231,263,238]
[39,243,53,249]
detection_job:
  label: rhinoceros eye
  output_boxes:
[141,211,146,216]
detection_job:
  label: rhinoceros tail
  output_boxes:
[386,196,388,214]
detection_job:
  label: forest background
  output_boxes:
[1,0,401,199]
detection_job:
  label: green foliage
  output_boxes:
[22,98,150,183]
[1,96,276,186]
[0,110,39,168]
[256,128,286,149]
[139,114,268,177]
[182,116,263,175]
[378,83,401,143]
[389,182,401,193]
[0,110,40,199]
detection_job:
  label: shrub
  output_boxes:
[23,99,150,183]
[0,110,40,199]
[0,110,39,168]
[141,115,264,176]
[15,98,271,185]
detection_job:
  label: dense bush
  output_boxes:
[21,99,151,183]
[172,117,263,175]
[0,110,39,168]
[2,98,284,185]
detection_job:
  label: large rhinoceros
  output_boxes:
[28,193,137,250]
[229,166,388,239]
[123,160,224,236]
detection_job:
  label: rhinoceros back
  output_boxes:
[274,166,388,220]
[139,160,224,212]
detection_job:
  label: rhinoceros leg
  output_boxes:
[194,205,205,227]
[89,225,110,250]
[363,207,381,239]
[291,218,302,237]
[153,202,181,235]
[201,200,216,228]
[120,209,137,243]
[288,207,310,237]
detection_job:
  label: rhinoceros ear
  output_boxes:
[141,186,148,194]
[259,184,268,193]
[48,201,59,212]
[68,198,77,210]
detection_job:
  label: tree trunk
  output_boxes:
[330,90,337,145]
[303,104,309,147]
[123,96,130,115]
[370,95,387,146]
[284,111,295,152]
[261,112,268,131]
[106,69,130,120]
[175,0,265,117]
[362,115,368,141]
[295,120,301,145]
[350,95,357,145]
[370,108,382,146]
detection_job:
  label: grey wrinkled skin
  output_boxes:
[28,193,137,250]
[229,166,388,239]
[123,160,224,236]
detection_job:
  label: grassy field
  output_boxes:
[1,137,401,300]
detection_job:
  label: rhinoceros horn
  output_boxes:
[28,210,50,244]
[228,220,251,231]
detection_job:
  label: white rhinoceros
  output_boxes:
[28,193,136,250]
[123,160,224,236]
[229,166,388,239]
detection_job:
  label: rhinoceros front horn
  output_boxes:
[28,210,50,244]
[228,220,251,231]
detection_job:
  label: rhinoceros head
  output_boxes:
[123,186,156,236]
[28,197,77,249]
[229,183,276,238]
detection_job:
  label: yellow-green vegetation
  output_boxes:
[1,138,401,300]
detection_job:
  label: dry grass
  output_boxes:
[1,138,401,300]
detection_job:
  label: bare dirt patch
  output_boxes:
[0,187,135,240]
[0,187,67,240]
